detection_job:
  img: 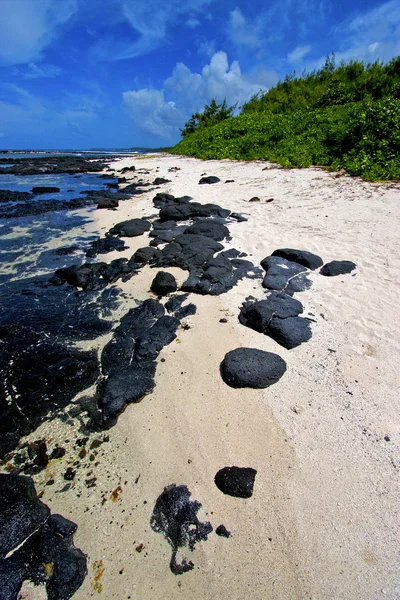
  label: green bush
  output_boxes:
[170,96,400,181]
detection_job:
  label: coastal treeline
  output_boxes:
[170,56,400,181]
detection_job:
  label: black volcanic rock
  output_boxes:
[220,347,286,389]
[239,292,312,349]
[0,474,87,600]
[134,315,179,360]
[100,362,156,425]
[86,235,127,257]
[131,246,161,265]
[271,248,323,270]
[55,258,137,290]
[109,218,151,237]
[0,190,32,203]
[239,292,303,332]
[215,525,231,538]
[31,186,61,194]
[99,299,181,426]
[184,220,230,241]
[0,474,50,558]
[0,326,100,457]
[267,315,312,349]
[153,177,171,184]
[101,299,164,376]
[151,484,212,575]
[0,155,108,176]
[320,260,356,276]
[96,197,119,209]
[159,203,192,222]
[199,176,220,184]
[261,255,312,294]
[151,271,178,296]
[214,466,257,498]
[155,234,223,271]
[155,192,230,222]
[165,294,197,319]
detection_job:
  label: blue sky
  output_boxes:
[0,0,399,149]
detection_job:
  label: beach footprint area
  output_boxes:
[1,154,400,600]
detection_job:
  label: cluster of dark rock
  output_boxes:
[0,474,86,600]
[237,247,356,351]
[0,155,110,176]
[98,297,196,427]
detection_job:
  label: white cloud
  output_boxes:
[197,39,216,58]
[123,51,278,140]
[13,63,62,79]
[368,42,380,54]
[0,0,77,66]
[186,18,201,29]
[92,0,214,61]
[288,45,311,63]
[332,0,400,63]
[123,89,183,137]
[228,8,261,48]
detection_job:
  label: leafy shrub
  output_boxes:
[170,96,400,181]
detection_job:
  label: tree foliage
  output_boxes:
[180,98,237,137]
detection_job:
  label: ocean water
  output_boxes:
[0,150,136,282]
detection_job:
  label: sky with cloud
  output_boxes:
[0,0,399,149]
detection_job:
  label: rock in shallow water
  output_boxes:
[220,347,287,389]
[214,466,257,498]
[150,484,212,575]
[320,260,356,276]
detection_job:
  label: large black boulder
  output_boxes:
[320,260,356,276]
[214,466,257,498]
[267,316,312,349]
[131,246,161,265]
[151,271,178,296]
[271,248,323,270]
[239,292,312,349]
[184,220,230,241]
[108,218,151,237]
[239,292,303,332]
[220,347,286,389]
[261,255,312,294]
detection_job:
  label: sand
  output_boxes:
[8,155,400,599]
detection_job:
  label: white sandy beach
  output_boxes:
[12,154,400,600]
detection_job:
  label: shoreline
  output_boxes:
[2,154,400,599]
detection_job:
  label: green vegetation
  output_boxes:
[170,56,400,181]
[180,98,236,137]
